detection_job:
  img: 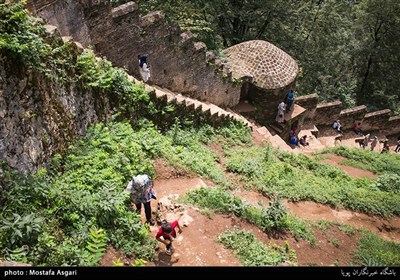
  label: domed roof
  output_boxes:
[223,40,298,89]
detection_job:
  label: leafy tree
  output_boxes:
[352,0,400,111]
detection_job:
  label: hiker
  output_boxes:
[361,134,370,149]
[381,141,390,154]
[395,139,400,153]
[285,89,295,113]
[156,220,182,256]
[370,136,378,151]
[138,54,151,82]
[275,101,286,123]
[299,135,309,146]
[353,122,363,135]
[126,174,156,225]
[332,120,341,132]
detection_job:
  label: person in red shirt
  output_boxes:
[156,220,182,255]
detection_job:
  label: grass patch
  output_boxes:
[182,187,315,243]
[218,230,297,266]
[225,146,400,217]
[355,232,400,266]
[321,146,400,175]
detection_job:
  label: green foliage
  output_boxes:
[82,227,107,266]
[183,187,314,242]
[0,1,47,66]
[132,258,147,266]
[260,198,288,230]
[339,224,356,236]
[76,49,151,115]
[0,213,42,246]
[372,173,400,193]
[218,230,297,266]
[226,146,400,217]
[112,258,124,266]
[0,122,160,265]
[355,232,400,266]
[329,238,340,248]
[321,146,400,175]
[4,246,29,264]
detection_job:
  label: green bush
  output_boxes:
[372,173,400,193]
[218,230,297,266]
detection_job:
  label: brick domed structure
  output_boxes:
[224,40,298,90]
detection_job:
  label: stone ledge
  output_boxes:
[112,2,138,19]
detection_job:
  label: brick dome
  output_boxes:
[223,40,299,89]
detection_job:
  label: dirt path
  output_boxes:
[145,148,400,266]
[233,188,400,243]
[113,145,400,267]
[148,176,364,266]
[321,153,377,179]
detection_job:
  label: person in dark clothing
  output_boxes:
[354,122,363,135]
[285,89,295,113]
[300,135,309,146]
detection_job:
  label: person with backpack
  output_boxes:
[126,174,156,225]
[138,54,151,82]
[155,220,182,256]
[284,89,295,113]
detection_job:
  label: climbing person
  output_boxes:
[381,141,390,154]
[299,135,309,146]
[285,89,295,113]
[395,138,400,153]
[353,122,363,135]
[361,134,370,149]
[370,136,378,151]
[138,53,151,82]
[126,174,156,225]
[155,220,182,256]
[275,101,286,123]
[332,120,341,132]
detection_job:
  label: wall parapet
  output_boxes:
[111,2,138,18]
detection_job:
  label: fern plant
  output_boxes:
[4,246,29,263]
[82,227,107,266]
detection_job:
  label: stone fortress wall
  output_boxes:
[26,0,400,138]
[296,95,400,137]
[26,0,242,108]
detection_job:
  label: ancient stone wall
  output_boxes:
[0,28,111,174]
[296,94,400,137]
[27,0,241,108]
[27,0,92,47]
[313,101,342,127]
[22,0,400,140]
[362,109,391,132]
[295,94,318,121]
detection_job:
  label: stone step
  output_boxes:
[256,126,271,136]
[268,123,284,135]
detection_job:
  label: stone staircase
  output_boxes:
[61,35,356,155]
[139,80,295,151]
[149,84,253,127]
[267,122,285,135]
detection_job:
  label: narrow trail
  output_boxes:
[143,124,400,266]
[144,154,399,266]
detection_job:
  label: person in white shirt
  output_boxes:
[332,120,341,132]
[138,54,151,82]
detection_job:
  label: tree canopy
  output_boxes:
[137,0,400,112]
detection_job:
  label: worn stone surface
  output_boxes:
[0,54,110,174]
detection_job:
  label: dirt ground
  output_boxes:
[101,152,400,266]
